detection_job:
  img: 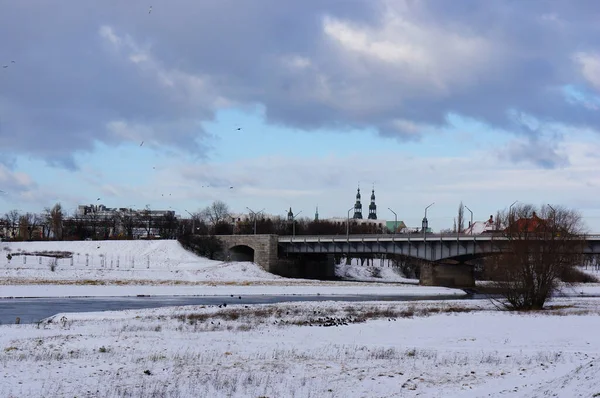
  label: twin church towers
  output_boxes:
[353,186,377,220]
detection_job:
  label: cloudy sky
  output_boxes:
[1,0,600,231]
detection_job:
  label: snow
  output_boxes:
[0,239,279,283]
[335,258,419,284]
[1,298,599,397]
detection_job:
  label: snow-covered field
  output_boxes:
[1,298,600,397]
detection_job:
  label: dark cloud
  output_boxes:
[0,0,598,169]
[502,137,569,169]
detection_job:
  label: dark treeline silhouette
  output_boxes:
[0,200,392,242]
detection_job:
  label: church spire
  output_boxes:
[353,186,363,219]
[368,186,377,219]
[315,205,319,221]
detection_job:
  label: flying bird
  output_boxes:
[97,198,101,201]
[140,141,144,147]
[148,6,152,14]
[236,127,241,131]
[230,186,233,189]
[2,65,7,69]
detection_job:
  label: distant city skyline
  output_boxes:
[2,1,600,231]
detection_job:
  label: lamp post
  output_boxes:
[347,207,354,238]
[464,205,473,235]
[184,209,195,234]
[388,207,397,235]
[286,209,302,236]
[547,204,556,235]
[246,207,264,235]
[422,202,434,235]
[508,200,518,229]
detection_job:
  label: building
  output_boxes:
[73,204,176,238]
[505,212,549,234]
[353,187,363,219]
[368,189,377,220]
[464,215,497,234]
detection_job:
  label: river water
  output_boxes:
[0,294,479,325]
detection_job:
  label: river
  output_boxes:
[0,294,480,325]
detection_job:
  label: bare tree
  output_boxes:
[457,201,464,233]
[486,204,585,310]
[494,210,503,230]
[199,201,230,229]
[44,203,64,240]
[4,209,20,238]
[18,213,41,240]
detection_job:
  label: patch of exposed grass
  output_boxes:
[173,303,478,331]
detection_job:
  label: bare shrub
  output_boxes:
[486,204,586,310]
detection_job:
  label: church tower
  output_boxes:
[315,206,319,221]
[368,188,377,219]
[353,187,363,219]
[287,207,293,222]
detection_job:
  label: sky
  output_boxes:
[1,0,600,231]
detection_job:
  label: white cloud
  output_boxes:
[322,4,495,96]
[574,52,600,91]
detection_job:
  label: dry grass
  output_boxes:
[173,303,478,331]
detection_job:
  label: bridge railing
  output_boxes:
[278,233,600,242]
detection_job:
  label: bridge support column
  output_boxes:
[420,263,475,288]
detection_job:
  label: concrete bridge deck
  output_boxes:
[278,233,600,262]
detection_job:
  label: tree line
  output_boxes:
[1,200,391,241]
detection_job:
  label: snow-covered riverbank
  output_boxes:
[1,298,600,397]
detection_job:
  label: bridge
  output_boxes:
[215,234,600,288]
[278,233,600,260]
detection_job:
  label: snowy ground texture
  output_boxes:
[1,298,600,397]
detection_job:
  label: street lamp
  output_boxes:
[388,207,397,235]
[547,204,556,234]
[246,207,264,235]
[287,209,302,236]
[508,200,518,229]
[464,205,473,235]
[347,207,354,238]
[184,209,196,234]
[422,202,434,235]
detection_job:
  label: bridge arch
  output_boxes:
[228,244,255,262]
[215,235,279,272]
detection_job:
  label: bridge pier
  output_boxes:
[420,262,475,288]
